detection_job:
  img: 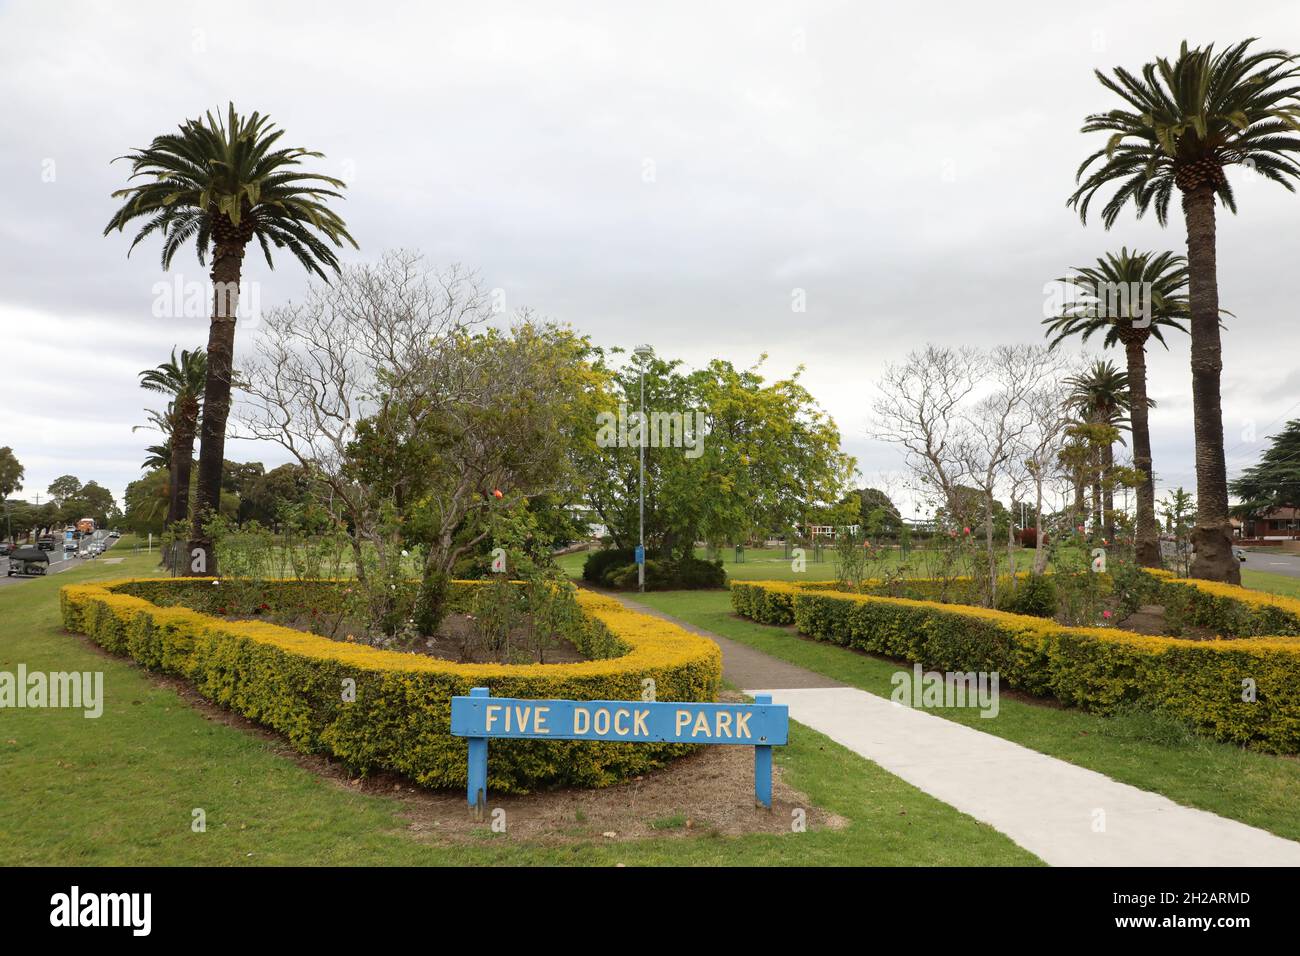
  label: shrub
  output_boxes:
[995,573,1057,618]
[603,556,727,591]
[61,578,722,793]
[730,577,1300,753]
[582,548,635,583]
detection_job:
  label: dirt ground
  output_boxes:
[1117,604,1220,641]
[234,611,589,665]
[73,633,842,844]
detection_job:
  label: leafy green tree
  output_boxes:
[581,353,855,556]
[1069,39,1300,582]
[0,447,23,542]
[47,475,82,507]
[1231,419,1300,515]
[66,481,118,527]
[852,488,903,538]
[123,469,172,537]
[105,104,356,571]
[1044,249,1189,566]
[139,348,206,528]
[241,462,315,527]
[0,447,23,500]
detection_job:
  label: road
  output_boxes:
[1243,548,1300,580]
[0,530,120,587]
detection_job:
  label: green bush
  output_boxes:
[582,548,635,583]
[732,578,1300,753]
[604,556,727,591]
[995,573,1057,618]
[62,578,722,793]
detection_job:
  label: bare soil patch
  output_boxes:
[233,611,589,664]
[1116,604,1221,641]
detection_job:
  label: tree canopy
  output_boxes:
[580,353,856,555]
[1230,419,1300,513]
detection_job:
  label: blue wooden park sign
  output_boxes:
[451,687,789,811]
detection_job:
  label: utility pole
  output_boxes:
[633,344,654,593]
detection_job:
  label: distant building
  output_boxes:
[1242,507,1300,540]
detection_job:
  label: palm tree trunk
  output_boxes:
[1102,441,1115,543]
[165,448,182,526]
[1181,187,1240,584]
[1124,338,1161,567]
[174,421,196,524]
[162,444,182,569]
[188,240,244,575]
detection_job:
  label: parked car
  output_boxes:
[1233,546,1247,562]
[7,546,49,576]
[37,536,56,551]
[0,542,12,556]
[63,540,78,553]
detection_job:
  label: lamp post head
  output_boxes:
[633,344,654,365]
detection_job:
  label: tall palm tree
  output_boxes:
[1064,361,1134,542]
[105,104,355,572]
[139,348,207,528]
[1067,39,1300,583]
[1044,248,1189,566]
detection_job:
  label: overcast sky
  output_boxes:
[1,0,1297,516]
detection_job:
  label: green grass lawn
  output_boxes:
[1242,567,1300,599]
[0,546,1037,865]
[557,544,1033,582]
[634,589,1300,842]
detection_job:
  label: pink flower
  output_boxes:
[1102,610,1113,619]
[963,526,971,536]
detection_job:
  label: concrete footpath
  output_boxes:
[614,592,1300,867]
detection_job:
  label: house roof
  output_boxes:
[1254,506,1300,520]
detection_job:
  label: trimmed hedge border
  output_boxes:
[61,578,722,793]
[730,576,1300,753]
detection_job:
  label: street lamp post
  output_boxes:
[633,344,654,593]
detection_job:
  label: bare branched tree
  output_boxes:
[870,345,986,520]
[238,250,489,606]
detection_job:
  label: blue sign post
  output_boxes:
[451,689,788,813]
[634,545,645,565]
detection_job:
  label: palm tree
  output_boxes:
[139,348,207,529]
[1067,39,1300,583]
[1064,361,1133,542]
[105,104,355,573]
[141,441,172,472]
[1044,249,1189,567]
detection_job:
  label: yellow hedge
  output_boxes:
[61,579,722,793]
[730,578,1300,752]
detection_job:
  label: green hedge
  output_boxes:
[730,579,1300,753]
[62,578,722,793]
